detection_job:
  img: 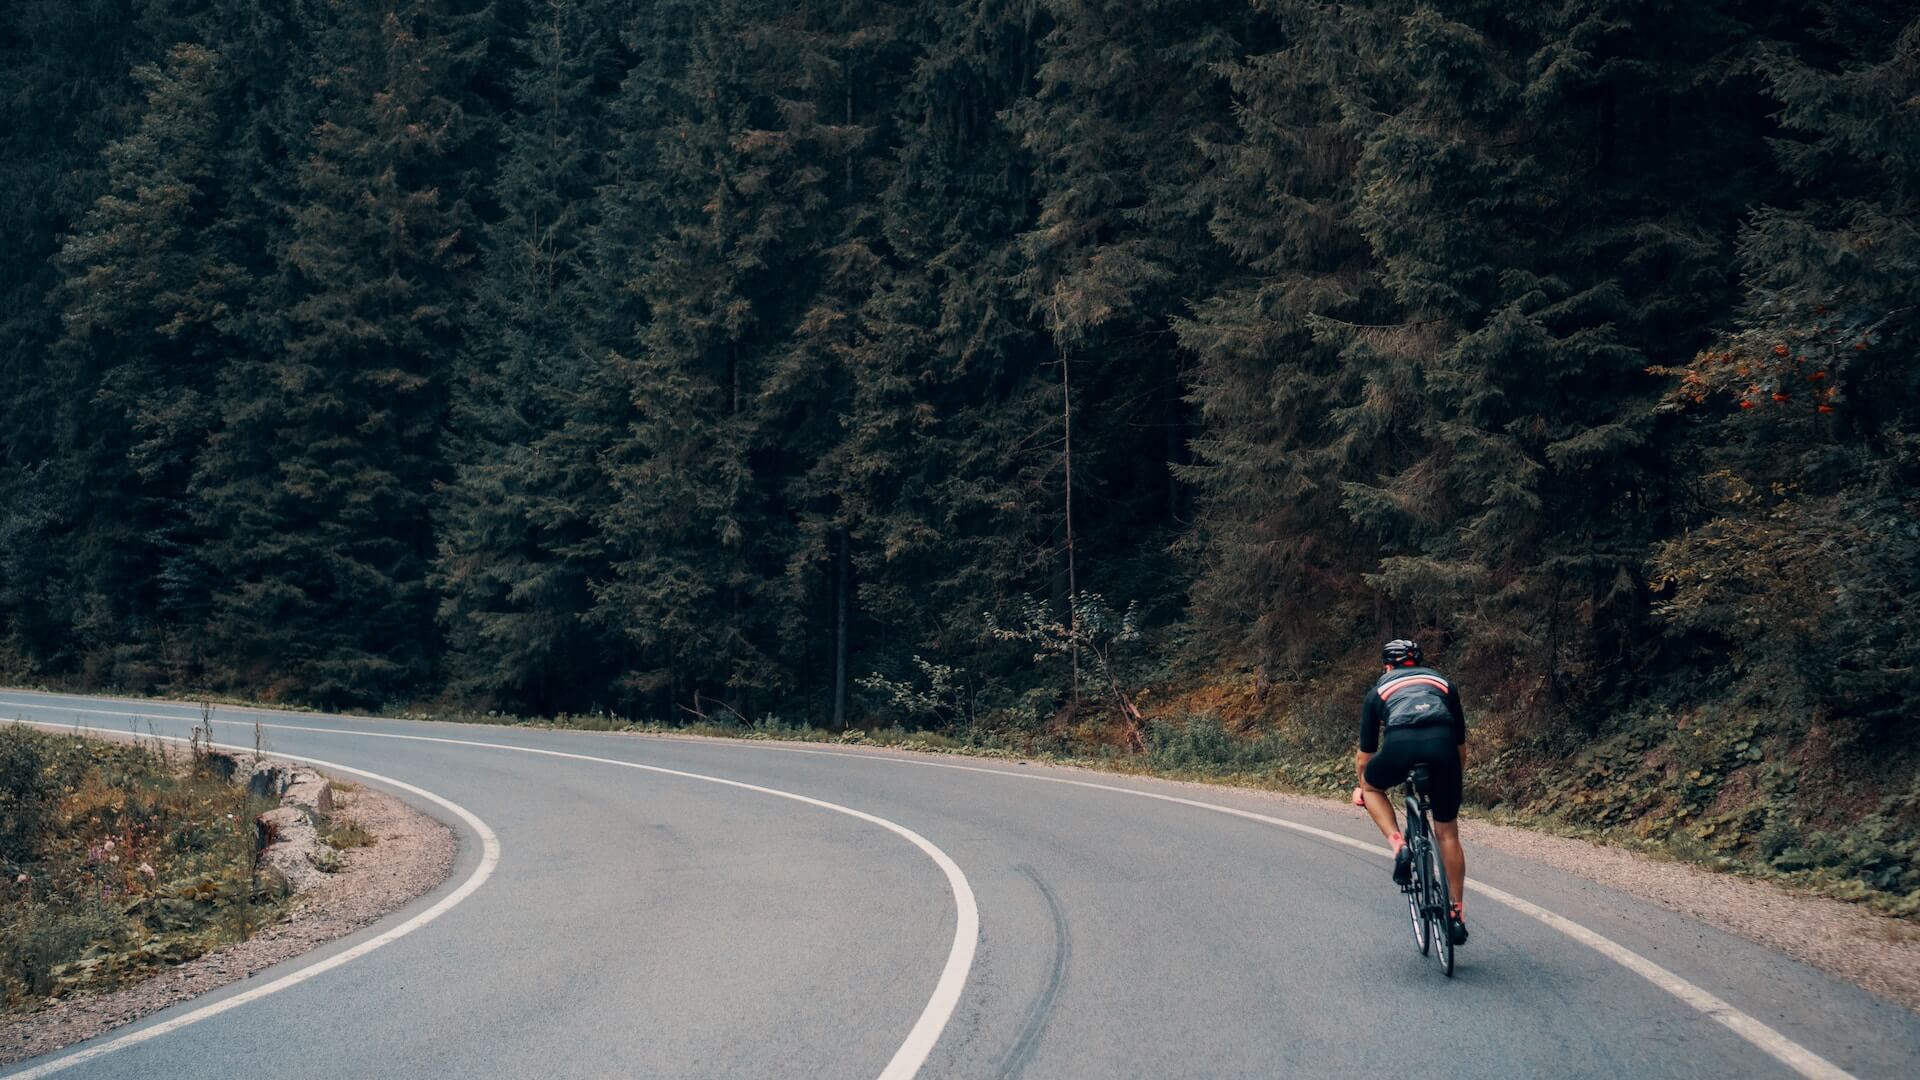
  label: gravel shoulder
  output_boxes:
[1456,813,1920,1013]
[0,779,455,1067]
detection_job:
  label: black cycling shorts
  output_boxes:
[1363,727,1463,823]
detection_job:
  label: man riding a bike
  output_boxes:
[1354,638,1469,945]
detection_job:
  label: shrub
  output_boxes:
[1146,713,1285,774]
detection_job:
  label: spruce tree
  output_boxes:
[193,0,479,705]
[0,0,147,674]
[435,0,620,713]
[808,0,1055,722]
[1320,1,1773,712]
[1651,4,1920,725]
[1177,2,1385,678]
[747,0,920,723]
[593,0,811,719]
[1005,0,1246,666]
[46,42,245,684]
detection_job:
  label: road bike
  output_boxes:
[1400,764,1456,977]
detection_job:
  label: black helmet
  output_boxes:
[1381,639,1423,666]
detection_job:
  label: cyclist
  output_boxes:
[1353,638,1469,945]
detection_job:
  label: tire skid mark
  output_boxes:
[994,864,1069,1080]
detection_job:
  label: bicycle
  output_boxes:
[1399,764,1456,977]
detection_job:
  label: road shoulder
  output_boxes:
[0,779,454,1067]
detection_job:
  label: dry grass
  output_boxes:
[1,725,284,1010]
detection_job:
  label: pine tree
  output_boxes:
[1177,1,1387,678]
[1651,4,1920,725]
[1319,1,1773,713]
[435,0,620,713]
[193,0,480,705]
[45,42,245,685]
[1005,0,1248,683]
[0,0,147,674]
[809,0,1055,723]
[593,0,817,719]
[745,0,923,724]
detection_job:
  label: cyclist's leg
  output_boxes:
[1432,820,1466,907]
[1359,747,1407,842]
[1358,783,1399,841]
[1425,744,1467,919]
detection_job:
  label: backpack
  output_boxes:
[1375,666,1452,731]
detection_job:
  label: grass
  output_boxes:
[0,724,285,1010]
[319,817,375,850]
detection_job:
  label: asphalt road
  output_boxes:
[3,689,1917,1079]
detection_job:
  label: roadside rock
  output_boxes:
[256,807,326,894]
[237,759,290,801]
[283,772,334,819]
[210,753,338,894]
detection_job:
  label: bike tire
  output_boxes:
[1406,839,1430,956]
[1425,830,1455,977]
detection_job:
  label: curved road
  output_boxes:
[3,689,1916,1079]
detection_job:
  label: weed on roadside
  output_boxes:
[0,725,284,1010]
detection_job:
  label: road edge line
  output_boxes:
[0,707,978,1080]
[0,721,501,1080]
[672,740,1861,1080]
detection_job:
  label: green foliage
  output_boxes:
[434,0,621,714]
[191,0,482,707]
[1145,713,1284,775]
[1649,5,1920,730]
[987,593,1139,690]
[1,726,64,864]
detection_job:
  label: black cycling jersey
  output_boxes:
[1358,666,1466,753]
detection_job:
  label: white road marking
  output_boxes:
[0,693,1859,1079]
[737,742,1860,1080]
[0,702,977,1080]
[0,722,501,1080]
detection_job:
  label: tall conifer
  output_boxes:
[193,0,479,704]
[594,0,811,717]
[436,0,619,713]
[47,43,244,683]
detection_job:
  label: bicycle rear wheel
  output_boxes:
[1406,840,1430,956]
[1424,832,1455,977]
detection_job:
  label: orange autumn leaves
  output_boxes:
[1648,317,1867,417]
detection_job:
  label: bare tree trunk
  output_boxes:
[727,343,744,721]
[832,532,849,730]
[1061,348,1079,710]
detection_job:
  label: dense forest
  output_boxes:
[3,0,1916,776]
